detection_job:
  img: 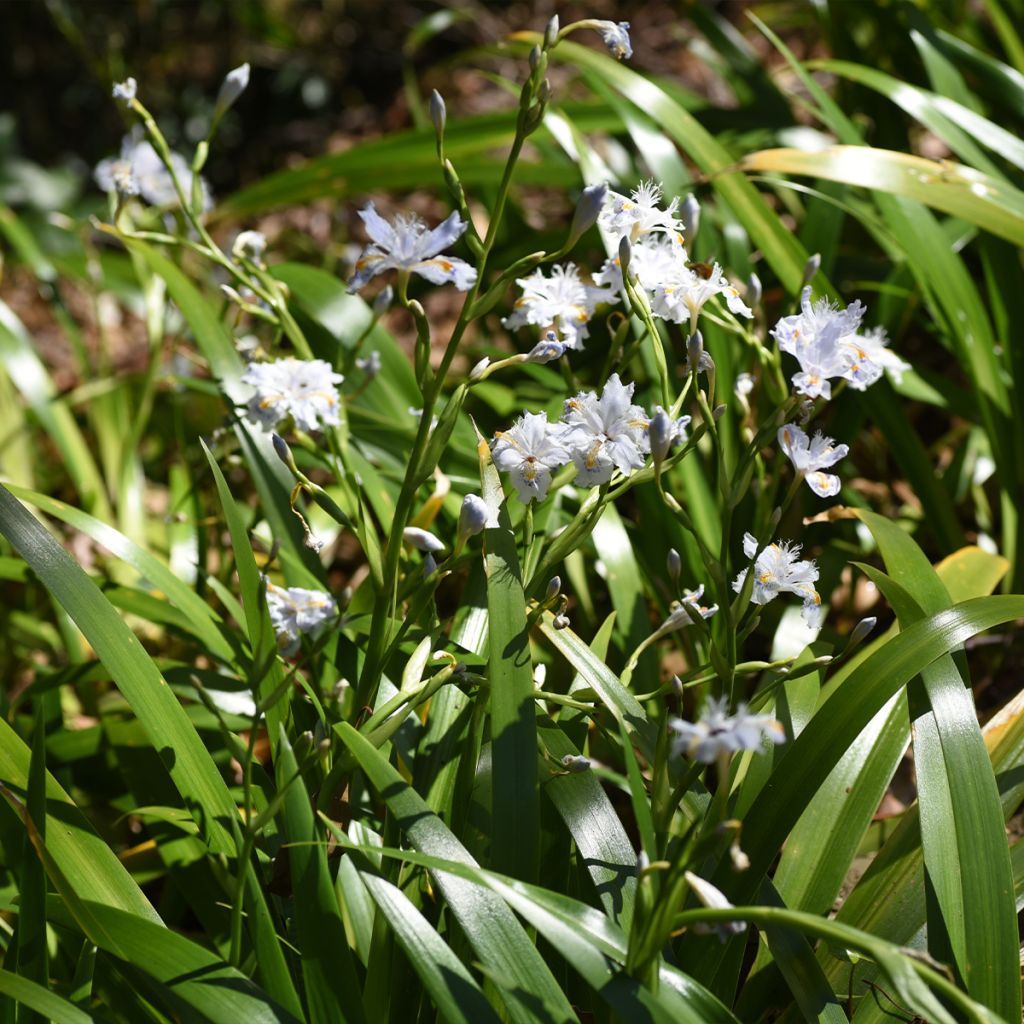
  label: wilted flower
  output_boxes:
[492,412,571,503]
[670,696,785,763]
[242,357,344,432]
[599,180,684,245]
[594,20,633,60]
[772,287,866,400]
[264,578,337,643]
[778,423,848,498]
[94,132,213,210]
[561,374,651,486]
[653,585,718,639]
[355,351,382,380]
[733,532,822,626]
[348,203,477,291]
[503,263,611,351]
[112,78,137,104]
[525,333,568,364]
[233,230,267,262]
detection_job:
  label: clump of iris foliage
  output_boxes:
[1,6,1024,1024]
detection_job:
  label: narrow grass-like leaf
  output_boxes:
[0,971,94,1024]
[0,482,238,854]
[336,722,578,1024]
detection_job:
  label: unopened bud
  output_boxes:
[746,272,762,309]
[430,89,446,138]
[636,851,650,876]
[649,407,673,468]
[214,63,250,120]
[403,527,445,553]
[294,729,315,761]
[469,357,491,381]
[536,79,551,105]
[568,182,608,245]
[801,252,821,288]
[686,330,704,372]
[671,674,684,697]
[849,616,877,649]
[666,548,681,585]
[682,193,700,242]
[618,234,632,274]
[713,403,727,420]
[332,678,350,701]
[544,14,560,48]
[372,285,393,316]
[529,45,543,71]
[560,754,590,773]
[768,506,782,532]
[545,576,562,602]
[458,494,488,540]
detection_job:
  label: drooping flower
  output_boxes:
[492,412,572,503]
[94,132,213,210]
[112,78,137,104]
[595,20,632,60]
[233,230,267,262]
[264,579,337,644]
[733,532,822,626]
[670,696,785,763]
[348,203,477,291]
[242,357,344,432]
[771,287,866,400]
[561,374,651,486]
[841,326,911,391]
[525,332,568,364]
[503,263,611,351]
[652,585,719,640]
[778,423,849,498]
[599,181,685,245]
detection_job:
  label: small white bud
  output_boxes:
[560,754,590,773]
[682,193,700,241]
[544,14,560,48]
[458,494,488,540]
[568,182,608,244]
[667,549,682,585]
[403,527,445,553]
[529,45,543,71]
[686,331,704,373]
[618,234,632,274]
[469,357,491,381]
[801,252,821,288]
[430,90,446,137]
[649,407,673,467]
[215,63,250,119]
[849,616,877,649]
[746,272,762,309]
[545,576,562,602]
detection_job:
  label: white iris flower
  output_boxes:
[265,579,337,644]
[778,422,849,498]
[348,203,477,291]
[492,412,571,503]
[503,263,611,350]
[841,326,911,391]
[242,357,344,433]
[561,373,651,487]
[651,262,754,326]
[670,696,786,763]
[733,532,823,626]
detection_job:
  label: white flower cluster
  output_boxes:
[503,264,612,350]
[491,374,652,501]
[670,696,786,763]
[242,357,344,433]
[771,287,909,400]
[95,132,213,210]
[264,578,337,644]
